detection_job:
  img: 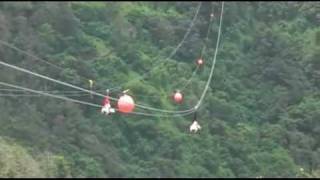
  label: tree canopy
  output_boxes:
[0,1,319,178]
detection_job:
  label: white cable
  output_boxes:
[129,109,195,117]
[0,60,195,113]
[194,1,224,110]
[177,3,216,91]
[0,2,224,114]
[0,2,202,93]
[0,89,85,93]
[180,65,200,91]
[0,81,101,107]
[152,1,224,112]
[117,2,202,87]
[0,93,90,97]
[0,39,124,93]
[0,40,64,71]
[0,81,194,117]
[0,89,93,95]
[129,1,225,112]
[165,3,202,62]
[0,60,117,99]
[0,88,160,97]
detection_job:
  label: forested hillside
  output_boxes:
[0,2,319,177]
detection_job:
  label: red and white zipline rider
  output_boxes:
[101,89,115,115]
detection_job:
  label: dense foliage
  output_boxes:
[0,2,319,177]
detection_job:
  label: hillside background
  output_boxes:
[0,2,319,177]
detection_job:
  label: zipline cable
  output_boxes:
[113,2,202,88]
[0,40,64,71]
[0,81,101,107]
[194,1,224,111]
[118,2,214,104]
[0,2,202,94]
[0,93,91,97]
[0,88,160,97]
[178,2,216,91]
[180,66,200,91]
[0,60,195,113]
[145,1,224,112]
[0,1,224,114]
[0,81,195,117]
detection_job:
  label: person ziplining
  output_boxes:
[101,89,115,115]
[190,112,201,133]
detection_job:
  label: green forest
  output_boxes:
[0,1,319,178]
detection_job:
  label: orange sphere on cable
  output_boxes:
[196,58,204,66]
[118,94,135,113]
[173,90,183,103]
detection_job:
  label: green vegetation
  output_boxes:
[0,1,319,177]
